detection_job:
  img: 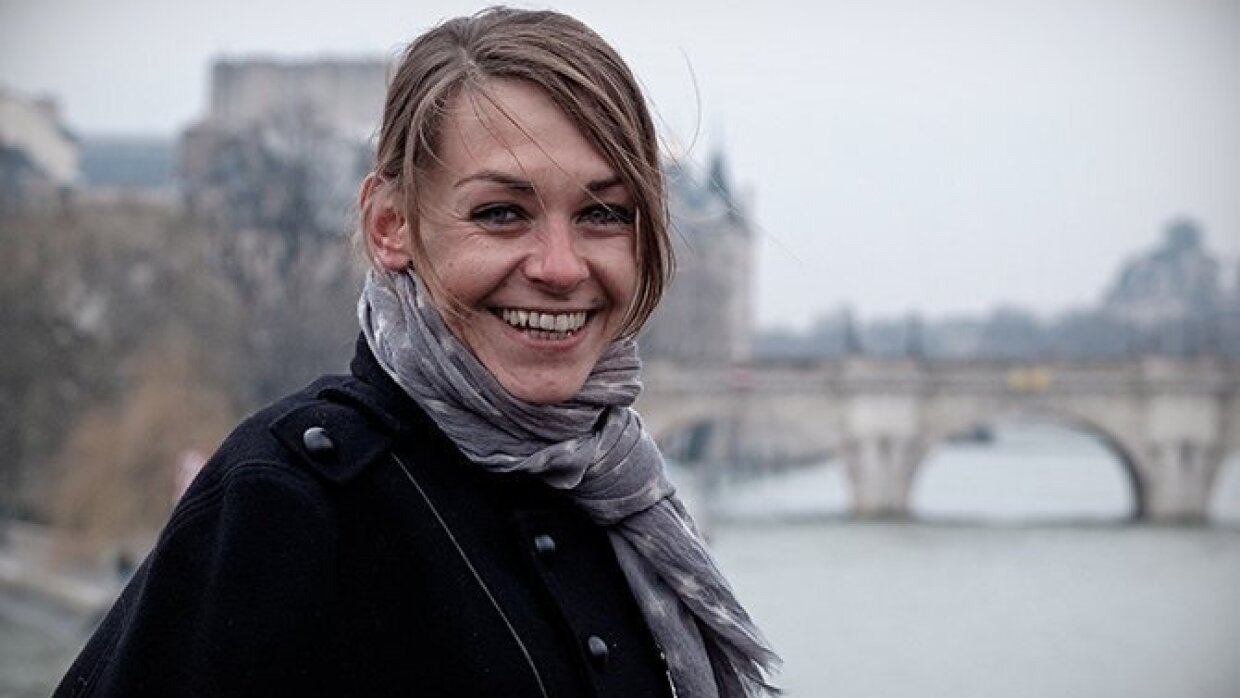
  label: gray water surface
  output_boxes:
[701,424,1240,697]
[713,521,1240,698]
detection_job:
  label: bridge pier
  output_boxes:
[1137,440,1224,522]
[842,436,918,517]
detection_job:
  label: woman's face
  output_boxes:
[380,79,639,404]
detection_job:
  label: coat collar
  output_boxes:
[268,335,435,484]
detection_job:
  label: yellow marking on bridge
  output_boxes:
[1006,366,1053,392]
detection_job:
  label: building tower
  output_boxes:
[640,149,754,363]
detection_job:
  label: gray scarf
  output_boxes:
[359,268,778,697]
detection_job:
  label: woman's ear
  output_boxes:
[359,173,414,270]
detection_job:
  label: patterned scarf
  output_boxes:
[359,268,779,697]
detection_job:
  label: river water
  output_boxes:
[701,424,1240,698]
[4,424,1239,697]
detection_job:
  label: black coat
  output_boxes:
[56,338,675,697]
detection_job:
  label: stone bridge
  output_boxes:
[636,357,1240,521]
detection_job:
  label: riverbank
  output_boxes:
[0,585,93,698]
[0,523,126,614]
[0,523,125,698]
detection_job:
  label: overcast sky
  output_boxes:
[2,0,1237,330]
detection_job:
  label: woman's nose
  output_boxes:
[525,222,589,291]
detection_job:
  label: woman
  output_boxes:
[56,8,777,697]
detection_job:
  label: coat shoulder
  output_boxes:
[197,374,401,493]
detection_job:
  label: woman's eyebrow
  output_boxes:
[587,176,623,193]
[454,171,533,190]
[454,172,623,193]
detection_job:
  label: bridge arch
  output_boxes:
[912,411,1140,520]
[652,411,838,474]
[641,384,846,471]
[655,417,721,463]
[913,404,1147,519]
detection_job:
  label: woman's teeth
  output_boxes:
[498,309,588,338]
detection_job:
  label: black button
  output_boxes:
[533,534,557,558]
[586,635,609,668]
[302,426,335,458]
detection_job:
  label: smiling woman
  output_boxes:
[54,7,777,698]
[361,79,640,404]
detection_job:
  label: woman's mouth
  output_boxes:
[492,308,590,341]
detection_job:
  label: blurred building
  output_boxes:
[180,59,386,236]
[640,151,755,363]
[199,59,386,140]
[754,218,1238,360]
[1102,218,1222,328]
[0,88,79,211]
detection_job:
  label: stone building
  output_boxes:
[1103,218,1222,328]
[180,59,387,236]
[639,151,754,363]
[201,59,387,139]
[1100,218,1238,356]
[0,88,79,211]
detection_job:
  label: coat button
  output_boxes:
[302,426,335,458]
[586,635,609,668]
[533,534,557,558]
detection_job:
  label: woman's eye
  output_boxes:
[579,204,634,227]
[471,204,525,227]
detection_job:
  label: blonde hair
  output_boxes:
[361,6,671,337]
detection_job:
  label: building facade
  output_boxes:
[639,151,755,363]
[1103,218,1222,328]
[0,89,79,211]
[180,59,386,236]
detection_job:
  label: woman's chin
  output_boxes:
[494,370,588,405]
[461,310,608,404]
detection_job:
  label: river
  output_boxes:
[713,520,1240,697]
[701,424,1240,697]
[4,424,1239,697]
